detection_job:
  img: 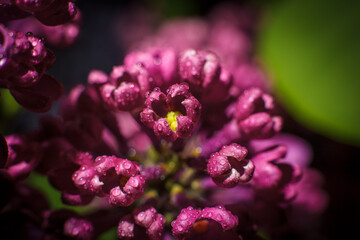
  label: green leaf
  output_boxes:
[259,0,360,146]
[96,227,117,240]
[0,89,21,133]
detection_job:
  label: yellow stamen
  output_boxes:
[166,111,181,131]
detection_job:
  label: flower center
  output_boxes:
[166,111,181,131]
[193,220,209,234]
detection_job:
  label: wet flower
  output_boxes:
[178,49,232,104]
[0,24,62,112]
[73,155,146,207]
[235,87,282,139]
[171,205,239,240]
[98,64,150,112]
[118,206,165,240]
[207,143,254,188]
[140,83,201,142]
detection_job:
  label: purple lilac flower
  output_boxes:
[171,205,239,240]
[43,209,94,239]
[124,47,178,90]
[235,87,282,139]
[98,64,150,112]
[0,3,330,240]
[118,206,165,240]
[250,145,302,202]
[140,83,201,142]
[63,217,94,240]
[207,143,254,188]
[73,155,145,207]
[0,24,63,112]
[178,49,232,104]
[1,134,40,181]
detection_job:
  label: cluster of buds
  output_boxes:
[0,3,328,240]
[0,24,62,112]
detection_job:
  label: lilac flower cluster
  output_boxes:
[0,3,328,240]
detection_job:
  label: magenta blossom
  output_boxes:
[118,206,165,240]
[171,205,239,240]
[0,24,63,112]
[98,64,151,112]
[140,83,201,142]
[178,49,232,104]
[73,155,145,207]
[250,145,302,202]
[124,47,178,90]
[235,87,282,139]
[1,134,40,181]
[207,143,254,188]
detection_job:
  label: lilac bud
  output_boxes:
[3,134,40,181]
[235,88,282,139]
[118,206,165,240]
[87,69,108,85]
[207,143,254,188]
[179,49,232,104]
[171,206,238,240]
[99,65,152,111]
[251,145,302,201]
[124,47,178,89]
[118,215,135,239]
[63,217,94,240]
[171,206,201,239]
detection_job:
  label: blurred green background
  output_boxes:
[259,0,360,147]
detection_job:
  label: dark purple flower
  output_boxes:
[124,47,178,90]
[118,206,165,240]
[43,209,94,239]
[73,155,146,207]
[171,205,239,240]
[1,134,40,181]
[178,49,232,104]
[0,25,62,112]
[207,143,254,188]
[250,145,302,202]
[235,87,282,139]
[99,64,151,112]
[291,168,328,214]
[63,217,94,240]
[140,83,201,142]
